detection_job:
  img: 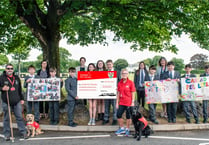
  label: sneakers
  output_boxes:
[115,128,126,135]
[125,129,130,136]
[88,119,96,126]
[68,122,77,127]
[92,119,96,126]
[88,119,92,126]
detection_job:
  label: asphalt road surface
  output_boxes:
[1,128,209,145]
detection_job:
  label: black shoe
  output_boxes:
[102,120,109,125]
[168,119,172,123]
[172,119,176,123]
[68,122,77,127]
[50,121,54,125]
[112,120,117,125]
[195,120,199,124]
[5,136,10,141]
[203,119,207,123]
[53,121,59,125]
[96,113,101,121]
[186,119,191,123]
[152,120,159,124]
[100,113,104,120]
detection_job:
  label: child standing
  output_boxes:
[145,65,159,124]
[163,61,180,123]
[200,65,209,123]
[181,64,199,124]
[65,67,78,127]
[24,65,40,123]
[87,63,97,126]
[49,68,63,125]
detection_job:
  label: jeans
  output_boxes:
[183,101,198,121]
[68,100,76,124]
[137,90,145,107]
[2,102,27,137]
[149,104,157,121]
[104,99,117,121]
[27,101,40,122]
[166,103,177,121]
[49,101,60,122]
[203,100,208,121]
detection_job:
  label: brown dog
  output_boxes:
[26,114,44,137]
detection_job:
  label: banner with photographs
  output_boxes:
[77,71,117,99]
[27,78,61,101]
[145,79,179,104]
[181,76,209,101]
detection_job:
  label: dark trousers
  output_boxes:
[2,102,27,137]
[68,100,76,124]
[203,100,208,121]
[166,103,177,121]
[104,99,117,121]
[183,101,198,121]
[149,104,157,121]
[39,101,49,114]
[137,89,145,107]
[27,101,40,122]
[49,101,59,122]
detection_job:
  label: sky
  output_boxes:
[27,32,209,65]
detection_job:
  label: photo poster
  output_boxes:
[145,79,179,104]
[181,76,209,101]
[77,71,117,99]
[27,78,61,101]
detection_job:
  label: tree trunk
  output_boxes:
[18,55,21,77]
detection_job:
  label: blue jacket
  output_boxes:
[65,76,77,101]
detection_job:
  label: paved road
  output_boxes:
[1,128,209,145]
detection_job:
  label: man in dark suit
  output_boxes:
[145,65,160,124]
[163,61,180,123]
[181,64,199,124]
[200,65,209,123]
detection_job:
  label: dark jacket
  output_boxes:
[145,74,160,81]
[134,69,149,91]
[37,69,50,78]
[162,71,181,80]
[200,73,209,77]
[65,76,77,101]
[0,71,24,105]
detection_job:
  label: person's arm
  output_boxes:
[116,91,120,109]
[18,77,24,104]
[24,76,28,88]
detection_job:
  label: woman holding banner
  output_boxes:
[37,60,50,119]
[96,60,106,121]
[87,63,97,126]
[156,57,168,118]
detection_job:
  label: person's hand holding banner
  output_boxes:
[2,85,9,91]
[26,79,31,83]
[75,96,79,100]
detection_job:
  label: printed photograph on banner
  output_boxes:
[181,76,209,101]
[27,78,61,101]
[145,79,179,104]
[77,71,117,99]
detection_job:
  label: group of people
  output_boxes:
[1,56,209,140]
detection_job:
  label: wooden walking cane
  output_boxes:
[6,90,15,143]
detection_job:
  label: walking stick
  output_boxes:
[6,90,14,143]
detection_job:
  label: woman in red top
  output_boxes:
[115,69,136,136]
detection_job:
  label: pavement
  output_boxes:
[1,122,209,132]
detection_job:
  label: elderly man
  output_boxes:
[0,64,28,141]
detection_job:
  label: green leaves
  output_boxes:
[114,58,129,71]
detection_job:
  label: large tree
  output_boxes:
[1,1,209,75]
[114,58,129,71]
[190,53,208,70]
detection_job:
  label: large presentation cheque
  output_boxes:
[77,71,117,99]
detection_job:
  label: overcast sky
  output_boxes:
[27,32,209,65]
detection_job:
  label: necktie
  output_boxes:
[169,72,172,79]
[141,70,144,85]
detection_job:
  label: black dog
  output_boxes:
[130,105,153,141]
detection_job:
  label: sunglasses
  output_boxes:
[6,68,13,70]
